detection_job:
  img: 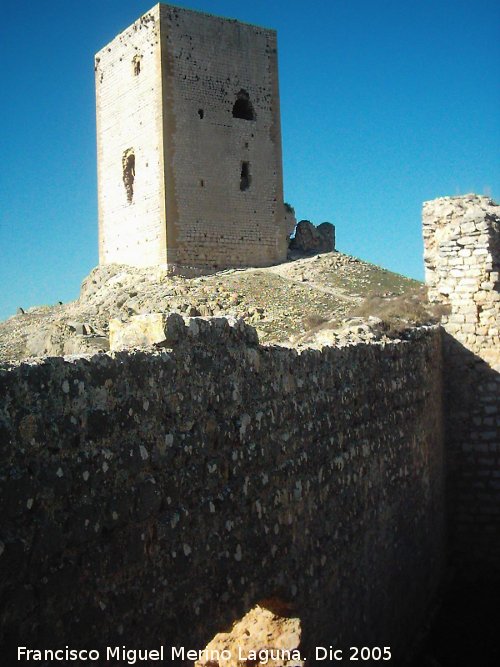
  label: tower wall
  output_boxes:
[96,5,167,267]
[159,4,286,271]
[423,194,500,574]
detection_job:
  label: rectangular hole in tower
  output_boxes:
[240,161,251,191]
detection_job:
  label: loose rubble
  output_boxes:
[0,251,422,363]
[195,604,303,667]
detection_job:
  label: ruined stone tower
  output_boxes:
[95,3,287,272]
[423,194,500,573]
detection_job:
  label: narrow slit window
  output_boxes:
[132,55,141,76]
[198,108,204,119]
[232,89,255,121]
[122,149,135,203]
[240,161,251,191]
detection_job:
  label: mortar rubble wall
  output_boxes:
[0,323,445,659]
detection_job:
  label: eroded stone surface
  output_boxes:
[25,322,109,357]
[423,194,499,368]
[195,604,303,667]
[0,325,445,659]
[0,251,421,362]
[289,220,335,255]
[109,313,170,350]
[423,194,500,573]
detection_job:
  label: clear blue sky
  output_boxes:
[1,0,499,320]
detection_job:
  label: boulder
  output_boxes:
[63,335,109,355]
[289,220,335,254]
[25,323,108,358]
[194,603,303,667]
[25,325,65,357]
[109,312,187,351]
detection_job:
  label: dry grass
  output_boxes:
[300,286,450,339]
[352,286,450,336]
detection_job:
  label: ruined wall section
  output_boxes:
[160,5,286,271]
[423,194,500,573]
[0,322,444,661]
[96,6,167,267]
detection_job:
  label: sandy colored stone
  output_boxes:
[109,313,169,350]
[194,605,303,667]
[96,4,287,272]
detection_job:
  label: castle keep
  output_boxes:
[95,4,287,272]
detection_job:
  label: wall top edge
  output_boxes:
[0,319,440,374]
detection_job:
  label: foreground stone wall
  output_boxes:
[0,321,444,662]
[423,194,500,574]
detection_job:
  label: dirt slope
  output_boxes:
[0,251,424,363]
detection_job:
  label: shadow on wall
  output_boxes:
[441,333,500,576]
[0,327,445,664]
[411,577,500,666]
[409,336,500,666]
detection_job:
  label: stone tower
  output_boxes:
[95,3,287,273]
[423,194,500,574]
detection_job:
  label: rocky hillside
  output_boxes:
[0,251,438,363]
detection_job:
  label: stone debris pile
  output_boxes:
[109,312,258,352]
[0,251,420,362]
